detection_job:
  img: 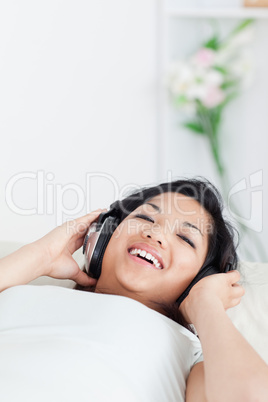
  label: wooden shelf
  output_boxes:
[166,7,268,19]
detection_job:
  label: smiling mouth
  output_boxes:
[128,248,163,269]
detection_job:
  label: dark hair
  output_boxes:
[77,177,238,331]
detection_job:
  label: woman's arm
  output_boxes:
[186,362,207,402]
[0,210,103,292]
[183,271,268,402]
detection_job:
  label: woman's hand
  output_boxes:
[0,209,106,292]
[179,270,245,324]
[182,271,268,402]
[32,209,106,287]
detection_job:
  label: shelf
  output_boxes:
[166,7,268,19]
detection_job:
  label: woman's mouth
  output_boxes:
[128,247,164,269]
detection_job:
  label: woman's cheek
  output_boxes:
[172,252,201,277]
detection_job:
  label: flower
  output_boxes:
[169,62,194,95]
[167,19,255,176]
[192,48,216,68]
[166,19,266,261]
[168,20,254,112]
[168,62,226,109]
[202,86,226,109]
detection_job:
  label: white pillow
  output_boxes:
[0,285,203,402]
[227,260,268,364]
[1,242,267,363]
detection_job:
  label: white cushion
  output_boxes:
[227,260,268,364]
[0,285,203,402]
[1,241,268,363]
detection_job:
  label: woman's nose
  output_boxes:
[145,234,162,246]
[141,225,167,248]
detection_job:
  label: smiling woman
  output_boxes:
[97,192,210,316]
[1,178,268,402]
[79,178,237,327]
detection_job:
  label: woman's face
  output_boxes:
[96,192,212,310]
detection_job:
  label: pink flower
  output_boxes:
[193,48,216,68]
[202,86,225,109]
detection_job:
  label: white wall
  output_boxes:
[0,0,158,243]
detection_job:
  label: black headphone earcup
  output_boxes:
[176,265,219,306]
[88,216,119,279]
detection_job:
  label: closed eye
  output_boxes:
[134,214,155,223]
[177,234,195,249]
[135,215,196,248]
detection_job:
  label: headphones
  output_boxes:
[83,202,121,279]
[176,258,234,305]
[83,204,234,305]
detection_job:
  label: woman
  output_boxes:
[0,178,268,402]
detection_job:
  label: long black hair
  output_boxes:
[77,177,239,330]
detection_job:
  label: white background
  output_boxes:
[0,0,158,242]
[0,0,267,261]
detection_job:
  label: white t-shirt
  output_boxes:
[0,285,203,402]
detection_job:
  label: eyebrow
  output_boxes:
[145,202,203,236]
[145,202,161,212]
[183,222,203,236]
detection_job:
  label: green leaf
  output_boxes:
[221,19,255,48]
[210,108,222,134]
[203,36,220,50]
[183,122,205,135]
[219,92,239,110]
[221,80,239,90]
[196,99,208,113]
[213,66,228,75]
[175,95,188,107]
[231,19,254,36]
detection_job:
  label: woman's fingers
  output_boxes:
[225,270,245,297]
[74,209,107,230]
[66,209,108,254]
[68,233,89,255]
[65,209,107,240]
[224,273,245,309]
[226,269,241,284]
[231,283,245,298]
[179,271,246,322]
[71,268,98,287]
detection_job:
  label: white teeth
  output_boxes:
[129,248,162,269]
